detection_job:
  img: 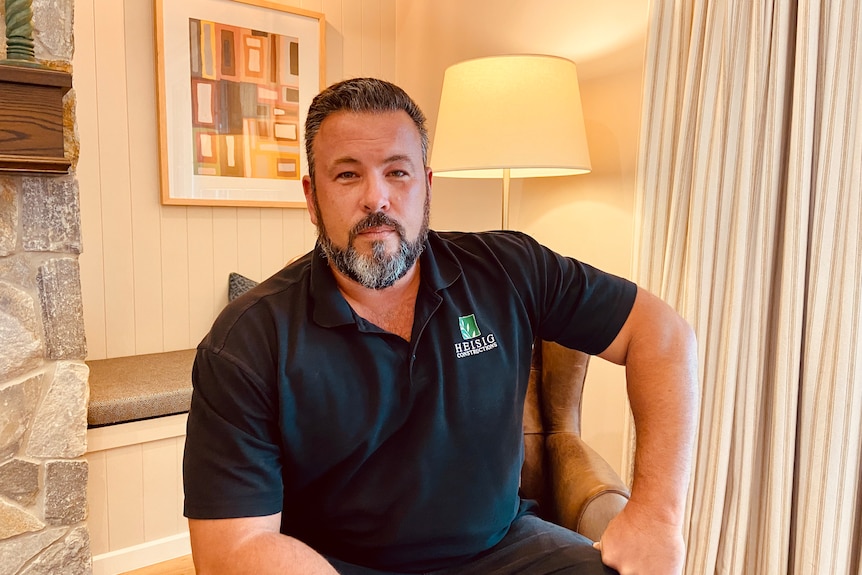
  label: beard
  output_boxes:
[314,192,430,290]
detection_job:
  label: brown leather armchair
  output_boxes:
[521,340,631,542]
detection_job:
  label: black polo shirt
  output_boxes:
[184,230,636,572]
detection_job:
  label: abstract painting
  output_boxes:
[189,19,301,180]
[157,0,324,207]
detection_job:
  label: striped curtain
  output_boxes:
[634,1,862,573]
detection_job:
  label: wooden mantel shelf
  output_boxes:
[0,63,72,175]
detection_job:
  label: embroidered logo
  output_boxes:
[458,314,481,339]
[454,314,499,359]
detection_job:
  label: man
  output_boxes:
[184,78,698,575]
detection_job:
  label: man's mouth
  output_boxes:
[359,226,395,236]
[351,212,404,241]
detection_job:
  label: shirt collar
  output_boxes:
[419,230,462,292]
[309,246,355,328]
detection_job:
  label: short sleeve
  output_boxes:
[540,256,636,354]
[183,347,284,519]
[497,233,637,354]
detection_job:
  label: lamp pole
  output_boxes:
[501,168,511,230]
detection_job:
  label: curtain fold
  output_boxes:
[635,1,862,573]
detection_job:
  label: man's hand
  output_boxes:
[594,500,685,575]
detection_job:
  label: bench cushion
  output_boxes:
[87,349,196,427]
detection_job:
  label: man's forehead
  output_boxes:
[313,110,423,155]
[317,109,416,133]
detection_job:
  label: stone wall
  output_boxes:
[0,1,91,574]
[0,184,90,574]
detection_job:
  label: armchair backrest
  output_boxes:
[521,340,590,514]
[520,340,630,541]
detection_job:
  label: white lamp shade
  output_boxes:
[431,55,591,179]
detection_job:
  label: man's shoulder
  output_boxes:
[227,253,312,312]
[430,229,542,256]
[428,230,547,273]
[202,253,314,352]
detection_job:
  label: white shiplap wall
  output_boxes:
[85,414,190,572]
[75,0,396,360]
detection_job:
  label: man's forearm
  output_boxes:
[582,287,699,573]
[597,287,700,520]
[190,518,340,575]
[625,314,699,523]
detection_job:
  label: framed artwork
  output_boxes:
[155,0,325,207]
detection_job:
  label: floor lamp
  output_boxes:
[430,55,591,230]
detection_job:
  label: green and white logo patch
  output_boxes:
[454,313,499,359]
[458,314,481,340]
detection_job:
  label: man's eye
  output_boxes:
[389,170,408,177]
[336,172,357,180]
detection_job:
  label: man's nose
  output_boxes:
[361,174,391,212]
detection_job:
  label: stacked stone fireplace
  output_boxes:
[0,1,92,574]
[0,177,90,575]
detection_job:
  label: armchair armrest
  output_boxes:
[546,432,630,542]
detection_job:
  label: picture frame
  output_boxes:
[155,0,325,207]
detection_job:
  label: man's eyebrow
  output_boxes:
[329,154,417,167]
[384,154,424,168]
[384,154,415,164]
[331,156,359,166]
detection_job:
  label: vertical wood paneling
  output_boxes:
[77,0,396,358]
[237,209,263,282]
[361,0,382,77]
[85,451,110,555]
[176,438,186,531]
[142,438,181,541]
[212,209,240,314]
[94,0,136,358]
[284,209,310,262]
[187,207,215,344]
[106,445,145,550]
[380,0,396,80]
[302,218,319,253]
[125,0,165,356]
[342,0,363,78]
[323,0,344,85]
[86,427,190,559]
[261,209,286,277]
[73,0,108,360]
[160,208,191,351]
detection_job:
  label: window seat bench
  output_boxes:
[85,349,197,575]
[86,349,196,427]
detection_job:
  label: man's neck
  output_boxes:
[331,262,421,341]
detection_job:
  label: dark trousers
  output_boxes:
[326,512,618,575]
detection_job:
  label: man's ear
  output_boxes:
[302,176,318,226]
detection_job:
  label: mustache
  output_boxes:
[350,212,405,239]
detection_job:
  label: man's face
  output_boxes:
[303,110,432,289]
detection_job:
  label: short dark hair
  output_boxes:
[304,78,429,185]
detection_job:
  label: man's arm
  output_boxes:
[595,286,699,574]
[189,514,340,575]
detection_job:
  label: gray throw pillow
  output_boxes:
[228,272,259,301]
